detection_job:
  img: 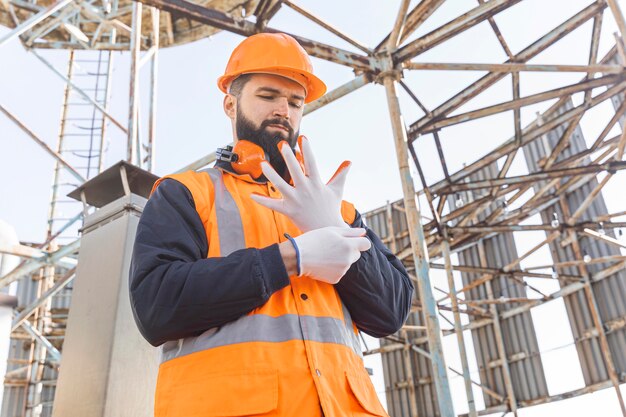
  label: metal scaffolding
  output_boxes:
[1,0,626,416]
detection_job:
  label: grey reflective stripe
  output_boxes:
[160,314,362,363]
[342,302,363,358]
[203,168,246,256]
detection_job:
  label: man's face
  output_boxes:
[231,74,305,176]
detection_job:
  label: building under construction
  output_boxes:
[0,0,625,416]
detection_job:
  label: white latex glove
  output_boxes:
[294,227,372,284]
[250,136,351,232]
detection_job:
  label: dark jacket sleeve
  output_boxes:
[335,210,414,338]
[129,179,290,347]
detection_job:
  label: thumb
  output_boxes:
[327,161,351,194]
[250,193,284,212]
[336,227,367,238]
[353,236,372,252]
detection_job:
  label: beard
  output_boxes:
[235,107,299,177]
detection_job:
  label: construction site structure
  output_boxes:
[1,0,626,416]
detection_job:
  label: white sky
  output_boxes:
[1,0,626,416]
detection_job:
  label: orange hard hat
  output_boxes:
[217,33,327,103]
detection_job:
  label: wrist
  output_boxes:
[279,240,299,276]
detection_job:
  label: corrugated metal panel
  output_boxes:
[522,99,626,386]
[364,200,441,417]
[449,162,549,408]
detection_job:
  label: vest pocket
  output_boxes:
[167,368,278,416]
[345,370,388,417]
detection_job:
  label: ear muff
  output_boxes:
[217,139,305,180]
[231,140,267,179]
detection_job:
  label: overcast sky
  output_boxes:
[2,0,626,415]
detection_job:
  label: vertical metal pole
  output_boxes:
[25,262,54,417]
[147,6,159,172]
[382,74,455,417]
[400,330,419,417]
[98,50,114,172]
[99,0,118,172]
[442,238,477,417]
[512,72,521,143]
[477,241,518,417]
[128,0,142,164]
[135,109,143,166]
[47,50,75,240]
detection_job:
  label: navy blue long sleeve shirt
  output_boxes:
[129,176,414,347]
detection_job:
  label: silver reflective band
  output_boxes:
[160,313,362,363]
[203,168,246,257]
[342,302,363,358]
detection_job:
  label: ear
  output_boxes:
[223,94,236,120]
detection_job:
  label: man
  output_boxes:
[130,32,413,417]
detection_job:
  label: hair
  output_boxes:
[228,74,253,98]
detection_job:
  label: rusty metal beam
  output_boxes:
[304,73,373,115]
[416,73,623,133]
[134,0,373,70]
[429,262,581,282]
[404,62,623,73]
[394,0,523,63]
[0,104,85,183]
[450,221,626,234]
[408,1,606,139]
[558,202,626,417]
[442,238,478,417]
[382,70,455,417]
[280,0,371,54]
[438,160,626,194]
[426,80,626,197]
[478,0,513,58]
[375,0,446,51]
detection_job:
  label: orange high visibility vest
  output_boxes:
[151,167,388,417]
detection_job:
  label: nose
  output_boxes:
[272,97,290,120]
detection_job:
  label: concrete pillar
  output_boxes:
[53,161,159,417]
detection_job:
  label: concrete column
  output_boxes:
[53,162,159,417]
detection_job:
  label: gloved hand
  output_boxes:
[293,227,371,284]
[250,136,351,232]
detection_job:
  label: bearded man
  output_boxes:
[129,32,413,417]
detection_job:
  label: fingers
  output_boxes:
[278,141,306,187]
[260,161,292,197]
[299,136,321,181]
[327,161,351,195]
[250,192,285,212]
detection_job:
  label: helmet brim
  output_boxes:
[218,66,327,104]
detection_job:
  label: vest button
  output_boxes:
[316,369,321,377]
[300,293,308,300]
[270,185,276,192]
